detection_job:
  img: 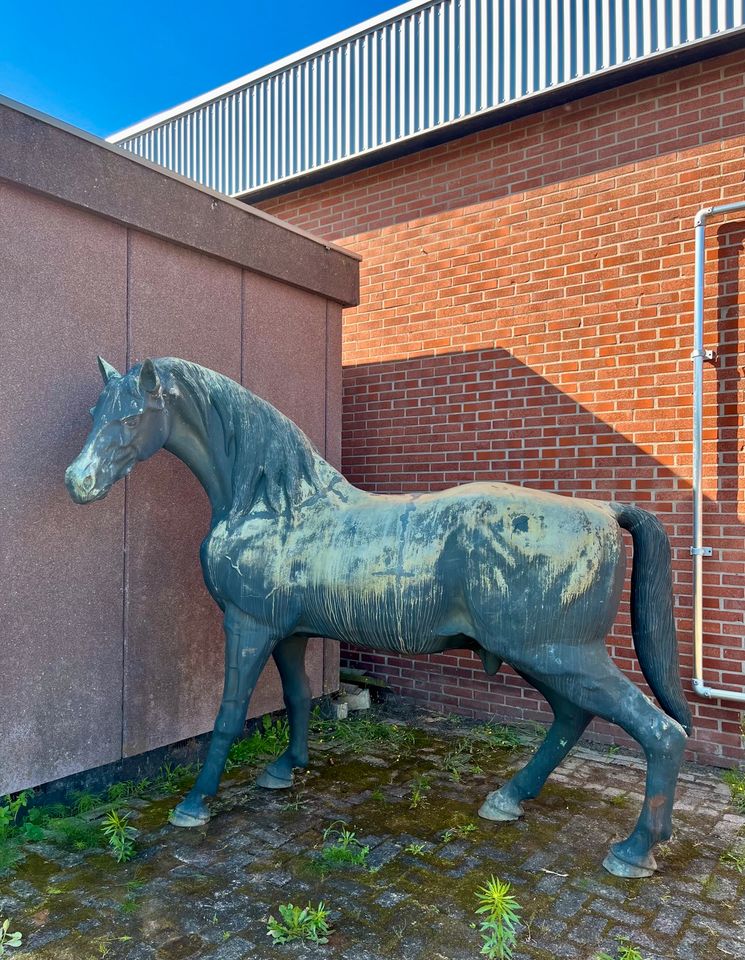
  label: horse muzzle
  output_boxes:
[64,462,109,504]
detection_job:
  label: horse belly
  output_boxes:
[300,564,459,654]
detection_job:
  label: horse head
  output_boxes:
[65,357,171,503]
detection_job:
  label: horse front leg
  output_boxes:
[256,634,310,789]
[171,604,277,827]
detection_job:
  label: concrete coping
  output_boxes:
[0,96,360,307]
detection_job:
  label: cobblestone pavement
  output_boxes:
[1,708,744,960]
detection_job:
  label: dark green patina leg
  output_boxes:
[171,605,276,827]
[514,647,686,878]
[479,679,592,822]
[256,634,311,789]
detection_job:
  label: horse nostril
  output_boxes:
[81,475,95,492]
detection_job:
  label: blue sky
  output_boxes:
[1,0,398,139]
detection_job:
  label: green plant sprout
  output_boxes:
[226,715,290,770]
[596,937,649,960]
[472,723,523,751]
[320,822,370,868]
[443,739,483,782]
[474,876,521,960]
[408,775,431,809]
[0,792,33,837]
[722,768,745,814]
[404,842,426,855]
[153,762,198,794]
[0,919,22,956]
[442,822,477,843]
[267,902,332,944]
[102,809,136,863]
[309,707,415,752]
[720,844,745,873]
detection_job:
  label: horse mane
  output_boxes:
[157,358,325,515]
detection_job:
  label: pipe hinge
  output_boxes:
[690,348,717,364]
[690,546,713,557]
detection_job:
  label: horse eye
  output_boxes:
[121,416,140,427]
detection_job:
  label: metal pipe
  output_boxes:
[691,201,745,703]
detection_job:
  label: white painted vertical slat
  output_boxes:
[113,0,745,195]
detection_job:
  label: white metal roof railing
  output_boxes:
[109,0,745,198]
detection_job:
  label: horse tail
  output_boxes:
[611,503,692,736]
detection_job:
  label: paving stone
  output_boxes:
[204,937,255,959]
[3,707,744,960]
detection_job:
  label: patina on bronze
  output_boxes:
[65,357,692,879]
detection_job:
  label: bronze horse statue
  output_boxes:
[65,357,691,878]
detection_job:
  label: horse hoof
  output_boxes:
[478,790,524,822]
[256,767,293,790]
[602,850,656,879]
[169,802,211,828]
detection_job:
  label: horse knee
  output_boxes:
[652,716,686,758]
[215,706,244,740]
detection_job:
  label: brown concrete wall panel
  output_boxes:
[123,233,244,756]
[0,182,127,794]
[242,272,328,451]
[324,301,344,471]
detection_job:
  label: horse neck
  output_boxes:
[163,372,237,520]
[161,363,353,522]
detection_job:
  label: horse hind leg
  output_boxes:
[527,647,687,878]
[479,675,592,822]
[256,634,310,790]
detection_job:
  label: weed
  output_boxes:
[94,935,132,957]
[408,775,431,809]
[607,744,621,758]
[442,822,478,844]
[102,809,136,863]
[44,817,103,852]
[443,739,483,782]
[607,793,629,808]
[474,876,521,960]
[310,708,415,752]
[70,790,103,815]
[722,768,745,814]
[0,792,33,837]
[720,844,745,873]
[267,902,332,945]
[596,937,648,960]
[226,715,289,771]
[0,846,22,874]
[0,919,22,956]
[107,778,151,803]
[320,822,370,868]
[404,842,426,855]
[153,762,197,795]
[370,787,385,802]
[473,723,523,751]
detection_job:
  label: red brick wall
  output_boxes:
[259,52,745,766]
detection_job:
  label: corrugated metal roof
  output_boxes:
[109,1,745,199]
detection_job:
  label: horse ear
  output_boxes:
[138,358,161,394]
[97,356,121,384]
